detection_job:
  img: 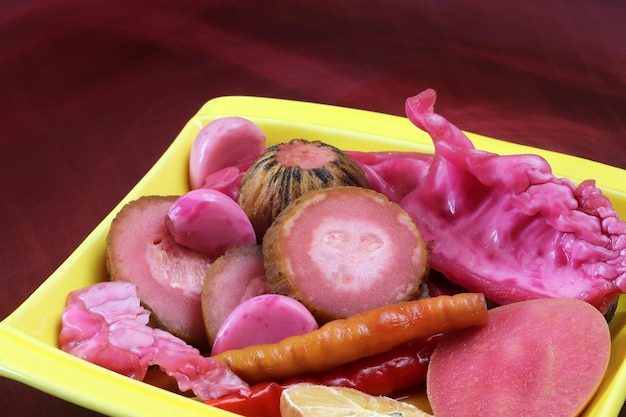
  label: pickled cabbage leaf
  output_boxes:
[400,89,626,312]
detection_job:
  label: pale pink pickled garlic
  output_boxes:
[166,188,257,256]
[211,294,319,355]
[60,281,250,400]
[401,88,626,312]
[189,116,266,190]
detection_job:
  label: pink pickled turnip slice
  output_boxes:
[166,188,257,256]
[201,245,271,346]
[189,116,266,189]
[263,186,430,322]
[426,297,611,417]
[401,88,626,312]
[211,294,319,355]
[106,196,212,347]
[60,281,250,400]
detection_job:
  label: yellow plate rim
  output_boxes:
[1,95,625,417]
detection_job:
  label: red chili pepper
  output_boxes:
[205,334,442,417]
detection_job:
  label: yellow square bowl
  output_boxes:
[1,96,625,416]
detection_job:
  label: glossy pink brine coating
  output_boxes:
[427,298,611,417]
[59,281,250,400]
[401,89,626,312]
[166,188,257,256]
[189,116,266,190]
[211,294,319,355]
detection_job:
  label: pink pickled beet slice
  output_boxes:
[106,196,212,348]
[201,245,272,346]
[263,186,430,322]
[427,297,611,417]
[189,116,266,189]
[166,188,257,256]
[211,294,319,355]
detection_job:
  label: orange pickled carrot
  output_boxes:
[212,293,487,383]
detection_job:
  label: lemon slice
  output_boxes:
[280,384,433,417]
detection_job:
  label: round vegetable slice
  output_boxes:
[201,245,271,346]
[106,196,213,348]
[263,186,429,322]
[426,297,611,417]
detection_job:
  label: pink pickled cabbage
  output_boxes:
[345,150,433,203]
[398,89,626,312]
[60,281,250,400]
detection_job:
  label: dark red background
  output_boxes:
[1,1,625,415]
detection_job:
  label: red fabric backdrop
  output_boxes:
[1,1,625,415]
